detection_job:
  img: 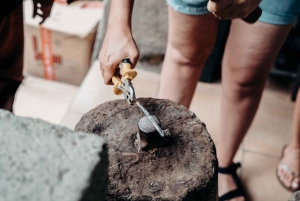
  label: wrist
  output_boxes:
[107,22,132,37]
[108,0,134,32]
[108,19,131,31]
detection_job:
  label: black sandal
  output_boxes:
[218,162,245,201]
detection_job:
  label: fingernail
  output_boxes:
[292,182,299,189]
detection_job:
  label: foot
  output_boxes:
[277,144,300,191]
[218,173,245,201]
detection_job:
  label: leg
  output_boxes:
[292,89,300,147]
[0,3,24,112]
[158,6,219,108]
[218,19,292,200]
[277,88,300,191]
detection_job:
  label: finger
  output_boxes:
[292,177,300,190]
[108,53,133,84]
[115,67,122,79]
[222,9,241,19]
[129,49,140,69]
[125,40,139,68]
[102,60,120,85]
[100,67,107,84]
[103,67,115,85]
[223,9,246,19]
[207,0,233,13]
[222,2,253,19]
[213,3,236,18]
[99,58,105,79]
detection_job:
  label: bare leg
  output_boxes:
[158,7,219,108]
[277,89,300,190]
[292,89,300,146]
[218,20,292,200]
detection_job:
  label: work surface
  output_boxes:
[75,98,217,200]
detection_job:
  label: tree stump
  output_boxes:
[75,98,218,201]
[289,191,300,201]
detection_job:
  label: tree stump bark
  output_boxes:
[289,191,300,201]
[75,98,218,201]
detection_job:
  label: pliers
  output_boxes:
[112,59,169,137]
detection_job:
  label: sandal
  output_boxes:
[218,162,245,201]
[276,145,300,192]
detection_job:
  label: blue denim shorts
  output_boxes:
[166,0,300,25]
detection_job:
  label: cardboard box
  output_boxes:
[23,1,103,85]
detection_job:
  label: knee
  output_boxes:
[227,63,268,94]
[168,37,215,68]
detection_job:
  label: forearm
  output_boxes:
[108,0,134,31]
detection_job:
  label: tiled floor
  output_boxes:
[14,60,295,200]
[14,76,79,125]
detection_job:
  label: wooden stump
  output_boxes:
[289,191,300,201]
[75,98,218,201]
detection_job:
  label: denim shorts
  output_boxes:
[166,0,300,25]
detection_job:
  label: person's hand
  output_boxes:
[207,0,261,19]
[99,27,139,85]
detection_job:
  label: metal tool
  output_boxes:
[112,59,169,137]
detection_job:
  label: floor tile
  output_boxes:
[262,79,294,111]
[133,68,160,99]
[60,110,83,130]
[17,75,79,96]
[14,76,79,125]
[189,82,222,143]
[243,104,293,157]
[68,61,115,113]
[241,151,291,201]
[233,146,244,164]
[70,60,160,114]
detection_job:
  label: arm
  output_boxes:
[99,0,139,84]
[108,0,134,30]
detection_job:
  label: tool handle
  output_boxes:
[112,75,123,95]
[243,7,262,24]
[122,59,137,81]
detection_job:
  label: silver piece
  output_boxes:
[135,101,165,137]
[124,80,135,105]
[138,115,160,133]
[118,79,167,137]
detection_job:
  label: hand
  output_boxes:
[207,0,261,20]
[99,27,139,85]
